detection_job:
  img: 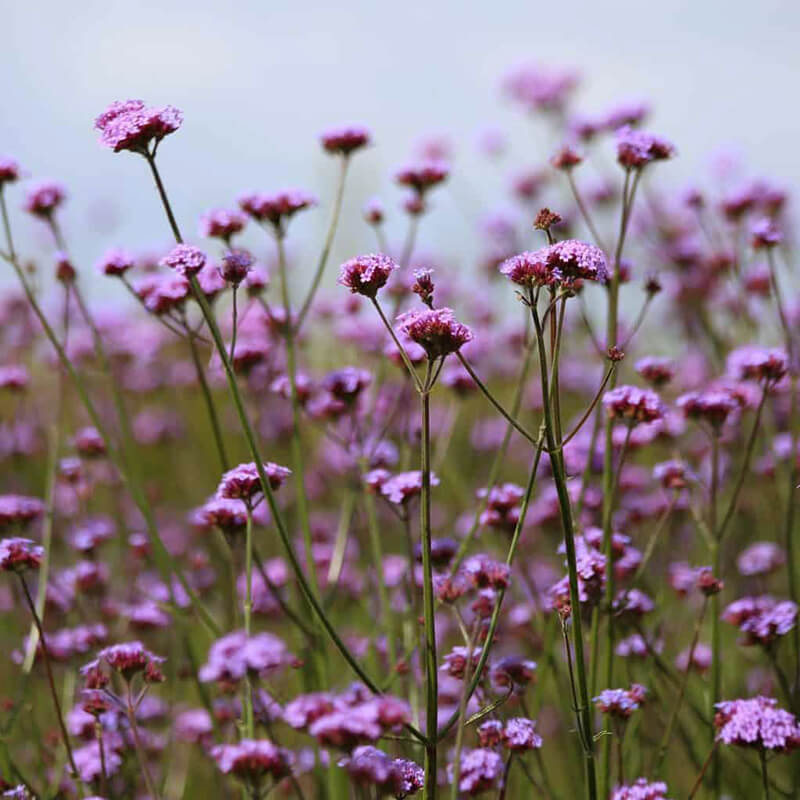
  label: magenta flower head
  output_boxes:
[502,718,543,751]
[551,144,584,170]
[217,461,292,503]
[751,217,783,249]
[677,390,738,430]
[220,249,253,285]
[394,160,449,195]
[727,345,788,385]
[737,542,785,577]
[616,126,675,169]
[635,356,675,387]
[94,641,165,681]
[714,696,800,752]
[380,470,439,505]
[0,156,21,186]
[363,197,385,225]
[447,748,504,795]
[602,385,664,424]
[200,207,247,241]
[96,247,135,277]
[94,99,182,154]
[0,365,30,393]
[499,251,559,288]
[238,189,317,231]
[0,538,44,573]
[338,253,399,298]
[23,181,65,218]
[212,739,293,783]
[338,746,423,797]
[0,495,45,529]
[320,124,371,156]
[411,268,436,307]
[396,307,473,360]
[611,778,670,800]
[160,243,207,277]
[593,685,645,719]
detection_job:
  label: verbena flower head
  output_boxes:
[593,685,646,718]
[737,542,785,577]
[653,460,692,490]
[160,243,207,277]
[338,253,399,298]
[200,207,247,241]
[727,345,788,384]
[501,240,608,288]
[94,99,182,154]
[603,385,664,424]
[220,249,253,285]
[447,748,504,795]
[217,461,292,502]
[722,595,798,645]
[338,746,423,797]
[0,538,44,573]
[96,248,135,276]
[238,189,317,229]
[0,365,30,392]
[714,696,800,752]
[635,356,675,387]
[212,738,293,781]
[0,495,45,529]
[380,471,439,505]
[502,717,543,751]
[94,641,165,681]
[751,217,783,249]
[395,307,473,359]
[395,161,449,194]
[677,390,738,429]
[199,630,291,683]
[0,157,21,185]
[320,124,371,155]
[611,778,670,800]
[616,126,675,169]
[24,181,65,217]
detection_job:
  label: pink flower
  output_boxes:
[95,99,182,153]
[396,307,473,360]
[338,253,399,298]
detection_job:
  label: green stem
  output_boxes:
[530,297,597,800]
[19,576,85,796]
[295,156,350,331]
[420,365,438,798]
[243,505,255,737]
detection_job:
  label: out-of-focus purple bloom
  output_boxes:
[0,538,43,572]
[447,748,504,795]
[24,181,65,217]
[616,126,675,169]
[321,125,371,156]
[603,385,664,424]
[96,248,135,276]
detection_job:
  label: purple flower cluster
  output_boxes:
[714,696,800,752]
[395,307,473,359]
[94,99,182,153]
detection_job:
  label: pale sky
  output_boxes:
[2,0,798,291]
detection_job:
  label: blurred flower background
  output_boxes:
[2,0,797,285]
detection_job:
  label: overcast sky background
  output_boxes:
[2,0,798,294]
